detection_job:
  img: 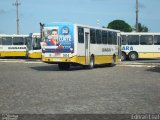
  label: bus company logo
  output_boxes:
[61,26,69,35]
[8,47,26,49]
[122,46,133,51]
[102,48,112,52]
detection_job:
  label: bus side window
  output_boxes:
[108,31,112,45]
[90,29,96,44]
[2,37,12,45]
[154,35,160,45]
[112,32,117,45]
[96,29,102,44]
[128,35,139,45]
[0,37,2,45]
[140,35,153,45]
[78,27,84,43]
[13,37,24,45]
[102,30,107,44]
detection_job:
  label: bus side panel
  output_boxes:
[0,45,27,57]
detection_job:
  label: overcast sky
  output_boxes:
[0,0,160,34]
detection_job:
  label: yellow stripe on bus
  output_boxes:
[42,55,119,65]
[138,53,160,58]
[0,51,27,57]
[28,52,42,59]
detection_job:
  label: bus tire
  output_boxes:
[88,56,94,69]
[128,52,138,61]
[121,52,127,61]
[58,63,70,70]
[109,55,116,67]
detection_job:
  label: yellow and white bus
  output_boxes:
[41,22,121,70]
[27,33,42,59]
[0,34,31,57]
[121,32,160,61]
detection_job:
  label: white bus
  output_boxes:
[0,34,31,57]
[41,22,121,70]
[27,33,42,59]
[121,32,160,61]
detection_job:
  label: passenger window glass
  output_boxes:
[128,35,139,45]
[13,37,24,45]
[78,27,84,43]
[90,29,96,44]
[102,31,108,44]
[96,30,102,44]
[140,35,153,45]
[108,31,112,45]
[112,32,117,45]
[0,37,2,45]
[2,37,12,45]
[154,35,160,45]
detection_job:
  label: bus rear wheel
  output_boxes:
[88,56,94,69]
[108,55,116,67]
[58,63,70,70]
[128,52,138,61]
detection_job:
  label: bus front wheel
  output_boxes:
[128,52,138,61]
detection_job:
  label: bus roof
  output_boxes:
[0,34,29,37]
[44,22,121,33]
[121,32,160,35]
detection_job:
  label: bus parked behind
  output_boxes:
[121,32,160,61]
[0,34,31,58]
[27,33,42,59]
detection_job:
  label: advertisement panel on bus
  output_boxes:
[43,23,74,55]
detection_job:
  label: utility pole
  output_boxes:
[13,0,21,34]
[136,0,139,32]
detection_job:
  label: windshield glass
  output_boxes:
[25,37,32,50]
[32,37,41,50]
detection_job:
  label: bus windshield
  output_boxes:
[25,37,32,50]
[32,37,41,50]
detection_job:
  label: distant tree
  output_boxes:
[107,20,132,32]
[135,23,149,32]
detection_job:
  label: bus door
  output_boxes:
[118,34,122,60]
[84,28,90,65]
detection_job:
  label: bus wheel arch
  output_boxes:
[121,51,127,61]
[128,51,138,61]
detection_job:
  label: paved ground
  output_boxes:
[0,59,160,114]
